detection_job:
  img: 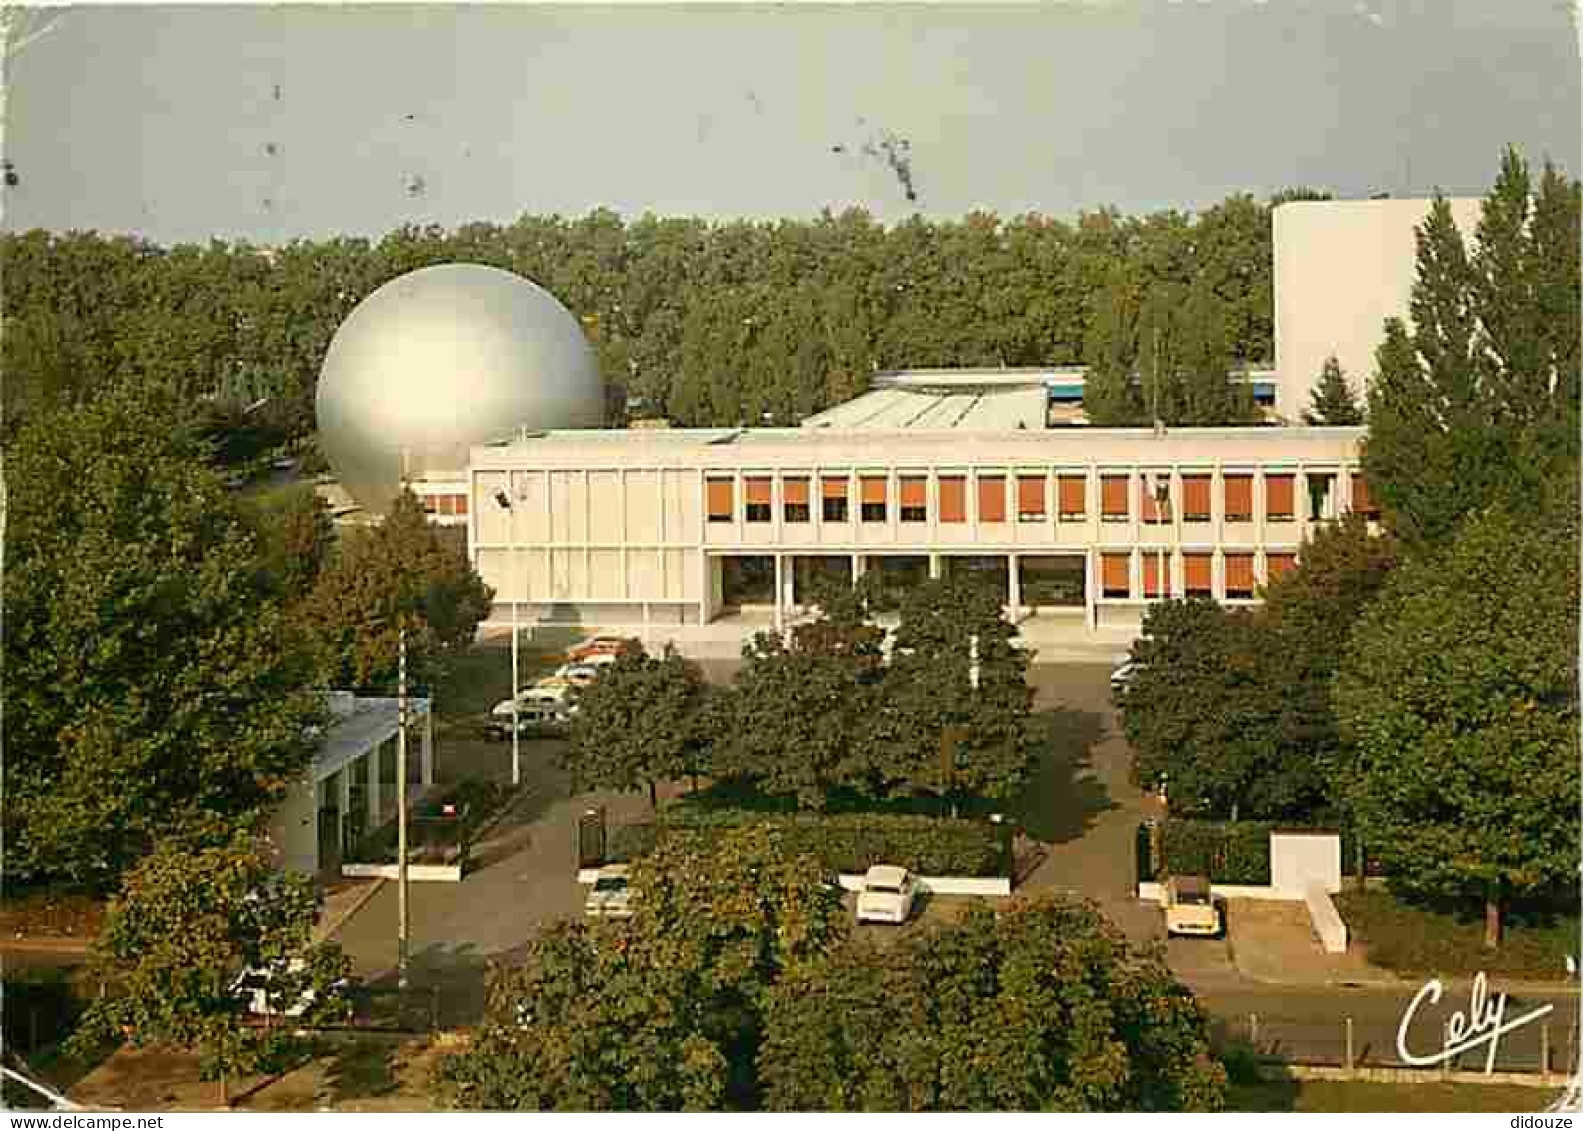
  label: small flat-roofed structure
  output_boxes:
[268,690,434,876]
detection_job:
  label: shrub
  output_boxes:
[610,809,1008,877]
[1159,820,1273,885]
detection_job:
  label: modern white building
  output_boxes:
[268,690,434,875]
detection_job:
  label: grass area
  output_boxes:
[1335,887,1579,980]
[1228,1078,1559,1112]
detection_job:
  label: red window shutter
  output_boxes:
[706,479,734,520]
[1102,554,1130,594]
[939,477,967,523]
[1266,552,1297,580]
[1101,476,1129,519]
[782,477,809,505]
[1017,476,1046,516]
[745,477,772,505]
[1141,483,1169,523]
[1058,476,1086,517]
[1225,553,1255,593]
[977,476,1006,522]
[860,476,888,505]
[453,493,468,516]
[900,477,927,507]
[1265,474,1295,519]
[1182,476,1211,520]
[1224,475,1253,520]
[822,476,848,500]
[1184,554,1212,593]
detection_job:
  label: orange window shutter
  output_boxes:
[1017,476,1046,514]
[707,479,734,518]
[1058,476,1086,515]
[1142,554,1162,596]
[1266,552,1297,580]
[1101,476,1129,517]
[440,494,457,516]
[939,477,967,522]
[745,477,772,505]
[453,493,468,516]
[783,477,809,505]
[1224,475,1253,519]
[861,476,888,505]
[822,477,848,500]
[900,477,927,507]
[1102,554,1129,592]
[1265,475,1294,518]
[1184,554,1212,591]
[1183,476,1211,518]
[977,477,1006,522]
[1225,554,1255,592]
[1142,489,1163,523]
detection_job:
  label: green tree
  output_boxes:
[2,380,327,889]
[871,575,1035,805]
[1332,505,1580,947]
[565,645,707,808]
[758,895,1226,1111]
[1364,149,1580,547]
[1082,262,1144,426]
[1302,355,1364,425]
[71,833,352,1106]
[436,826,846,1110]
[298,488,494,692]
[236,483,336,601]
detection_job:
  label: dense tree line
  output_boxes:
[2,196,1290,437]
[436,827,1226,1111]
[3,381,494,891]
[563,572,1034,812]
[1117,149,1581,945]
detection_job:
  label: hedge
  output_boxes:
[607,809,1009,877]
[1156,819,1273,885]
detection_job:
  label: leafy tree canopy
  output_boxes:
[436,826,846,1111]
[71,832,352,1106]
[2,380,327,889]
[757,894,1226,1111]
[1332,503,1580,945]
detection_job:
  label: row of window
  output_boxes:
[1101,551,1298,601]
[705,473,1377,526]
[421,493,469,516]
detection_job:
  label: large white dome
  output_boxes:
[316,263,604,514]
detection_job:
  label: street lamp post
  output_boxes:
[396,619,410,992]
[494,488,522,787]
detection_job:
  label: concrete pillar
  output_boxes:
[773,553,785,634]
[337,765,352,820]
[1007,553,1021,624]
[421,704,434,786]
[929,553,941,580]
[366,745,381,828]
[852,553,864,581]
[1085,549,1097,632]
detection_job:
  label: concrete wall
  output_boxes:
[268,773,318,877]
[1305,881,1349,954]
[1271,831,1342,896]
[1273,197,1484,417]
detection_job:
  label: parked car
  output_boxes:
[230,958,348,1018]
[565,635,640,663]
[584,865,634,919]
[491,685,577,719]
[484,705,570,740]
[1162,874,1222,937]
[854,865,919,925]
[558,664,603,688]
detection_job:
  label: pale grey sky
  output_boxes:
[8,1,1579,245]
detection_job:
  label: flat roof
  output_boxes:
[313,695,432,783]
[801,385,1050,431]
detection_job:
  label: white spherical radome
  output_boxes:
[316,263,603,514]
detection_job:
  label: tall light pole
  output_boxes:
[493,488,521,787]
[396,618,410,992]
